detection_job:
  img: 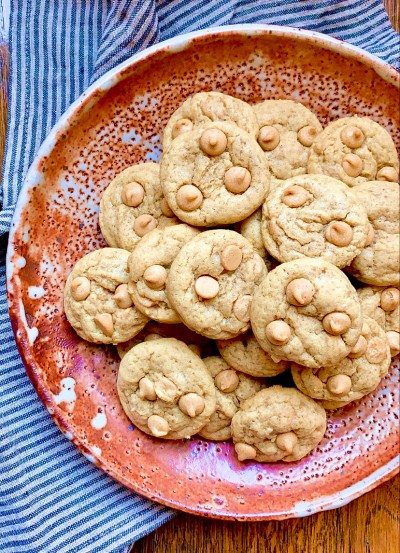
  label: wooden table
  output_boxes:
[133,4,400,552]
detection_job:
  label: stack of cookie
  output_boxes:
[64,92,399,464]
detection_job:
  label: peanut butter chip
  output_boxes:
[94,313,114,337]
[195,275,219,299]
[134,214,157,237]
[215,369,240,393]
[281,185,310,208]
[253,254,265,279]
[265,320,291,345]
[365,224,375,247]
[160,197,175,217]
[380,288,399,312]
[376,166,398,182]
[138,377,157,401]
[143,264,167,290]
[121,182,145,207]
[342,153,363,177]
[325,221,353,247]
[348,335,368,358]
[235,443,257,461]
[199,128,227,156]
[114,284,133,309]
[322,312,351,335]
[144,333,161,341]
[326,374,352,396]
[257,125,280,151]
[176,184,203,211]
[171,118,193,139]
[276,431,298,454]
[386,331,400,357]
[340,126,365,149]
[297,125,318,147]
[224,167,251,194]
[147,415,169,437]
[178,393,205,418]
[188,344,202,356]
[286,278,315,307]
[221,245,243,271]
[233,295,252,323]
[365,337,388,364]
[71,276,91,301]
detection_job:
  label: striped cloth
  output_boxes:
[0,1,398,552]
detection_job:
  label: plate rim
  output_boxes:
[6,23,400,520]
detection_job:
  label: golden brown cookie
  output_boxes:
[116,321,212,359]
[167,229,266,340]
[99,163,178,251]
[162,91,258,152]
[216,331,289,378]
[127,224,200,323]
[160,121,270,226]
[357,285,400,357]
[254,99,323,185]
[64,248,148,344]
[261,174,370,268]
[117,338,216,439]
[198,356,265,441]
[250,259,363,368]
[291,317,391,409]
[231,385,326,462]
[307,116,399,186]
[347,181,399,286]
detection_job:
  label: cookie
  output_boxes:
[198,356,265,441]
[347,181,400,286]
[253,100,323,185]
[237,208,274,270]
[64,248,148,344]
[231,385,326,462]
[116,321,213,359]
[117,338,216,439]
[357,285,400,357]
[291,317,391,409]
[251,259,363,368]
[216,331,289,378]
[167,229,266,340]
[127,224,200,323]
[307,116,399,187]
[162,91,258,152]
[99,163,179,251]
[160,121,270,226]
[261,174,370,268]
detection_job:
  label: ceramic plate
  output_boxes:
[7,25,400,520]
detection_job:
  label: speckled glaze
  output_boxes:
[6,25,400,520]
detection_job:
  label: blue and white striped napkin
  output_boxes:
[0,2,398,552]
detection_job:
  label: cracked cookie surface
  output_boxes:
[216,331,289,378]
[231,385,326,462]
[198,356,265,441]
[64,248,148,344]
[117,338,216,439]
[357,285,400,357]
[291,317,391,409]
[253,99,323,186]
[307,116,399,186]
[99,163,179,251]
[128,224,200,323]
[167,229,266,340]
[250,259,363,368]
[347,181,400,286]
[261,174,370,268]
[160,121,269,226]
[162,91,258,152]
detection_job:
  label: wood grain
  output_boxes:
[133,4,399,552]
